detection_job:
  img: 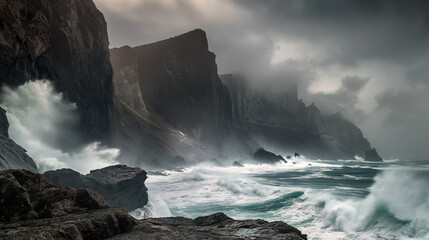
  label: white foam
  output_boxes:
[1,80,119,174]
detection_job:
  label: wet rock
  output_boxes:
[44,165,148,211]
[294,152,300,157]
[111,212,307,240]
[364,148,383,162]
[253,148,286,164]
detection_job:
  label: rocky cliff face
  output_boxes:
[0,107,37,172]
[110,29,232,166]
[43,165,148,211]
[0,0,113,142]
[0,169,307,240]
[221,74,372,159]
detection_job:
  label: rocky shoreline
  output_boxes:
[0,169,307,240]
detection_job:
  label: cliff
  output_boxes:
[110,29,232,166]
[43,165,148,211]
[0,169,307,240]
[0,0,113,142]
[221,74,372,159]
[0,107,37,171]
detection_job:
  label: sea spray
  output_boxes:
[143,159,429,239]
[0,80,119,173]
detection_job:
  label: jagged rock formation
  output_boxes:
[0,169,136,239]
[43,165,148,211]
[1,169,307,240]
[0,107,37,171]
[111,212,307,240]
[364,148,383,162]
[221,74,372,159]
[110,29,232,166]
[253,148,287,164]
[0,0,113,142]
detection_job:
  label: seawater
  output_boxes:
[132,158,429,240]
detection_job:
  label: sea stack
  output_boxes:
[364,148,383,162]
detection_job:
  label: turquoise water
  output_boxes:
[136,158,429,240]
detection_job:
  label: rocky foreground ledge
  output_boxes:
[0,169,307,240]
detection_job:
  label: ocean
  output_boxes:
[133,157,429,240]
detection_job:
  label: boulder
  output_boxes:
[253,148,286,164]
[364,148,383,162]
[44,165,148,211]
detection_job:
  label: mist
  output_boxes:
[94,0,429,160]
[0,80,119,174]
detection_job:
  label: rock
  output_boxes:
[0,169,108,222]
[295,152,300,157]
[0,134,38,172]
[44,165,148,211]
[0,107,37,172]
[0,0,114,142]
[232,161,244,167]
[110,212,307,240]
[286,155,292,159]
[110,29,232,165]
[0,169,136,239]
[364,148,383,162]
[253,148,286,164]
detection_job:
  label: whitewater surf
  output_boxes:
[133,158,429,240]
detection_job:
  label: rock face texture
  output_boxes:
[111,212,307,240]
[221,74,373,159]
[0,169,136,239]
[110,29,232,166]
[43,165,148,211]
[365,148,383,162]
[0,169,307,240]
[253,148,286,164]
[0,0,113,142]
[0,107,37,172]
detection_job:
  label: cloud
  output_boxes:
[308,76,369,122]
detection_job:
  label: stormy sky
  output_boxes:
[94,0,429,160]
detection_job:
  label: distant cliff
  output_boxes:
[221,74,372,159]
[110,29,232,166]
[0,0,113,142]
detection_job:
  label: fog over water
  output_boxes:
[94,0,429,160]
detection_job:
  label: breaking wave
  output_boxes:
[0,80,119,174]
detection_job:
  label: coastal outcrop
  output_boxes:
[110,29,232,166]
[43,165,148,211]
[0,169,307,240]
[112,212,307,240]
[0,0,114,142]
[253,148,286,164]
[364,148,383,162]
[0,169,135,239]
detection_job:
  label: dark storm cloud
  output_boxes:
[406,66,429,86]
[236,0,429,65]
[376,89,429,125]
